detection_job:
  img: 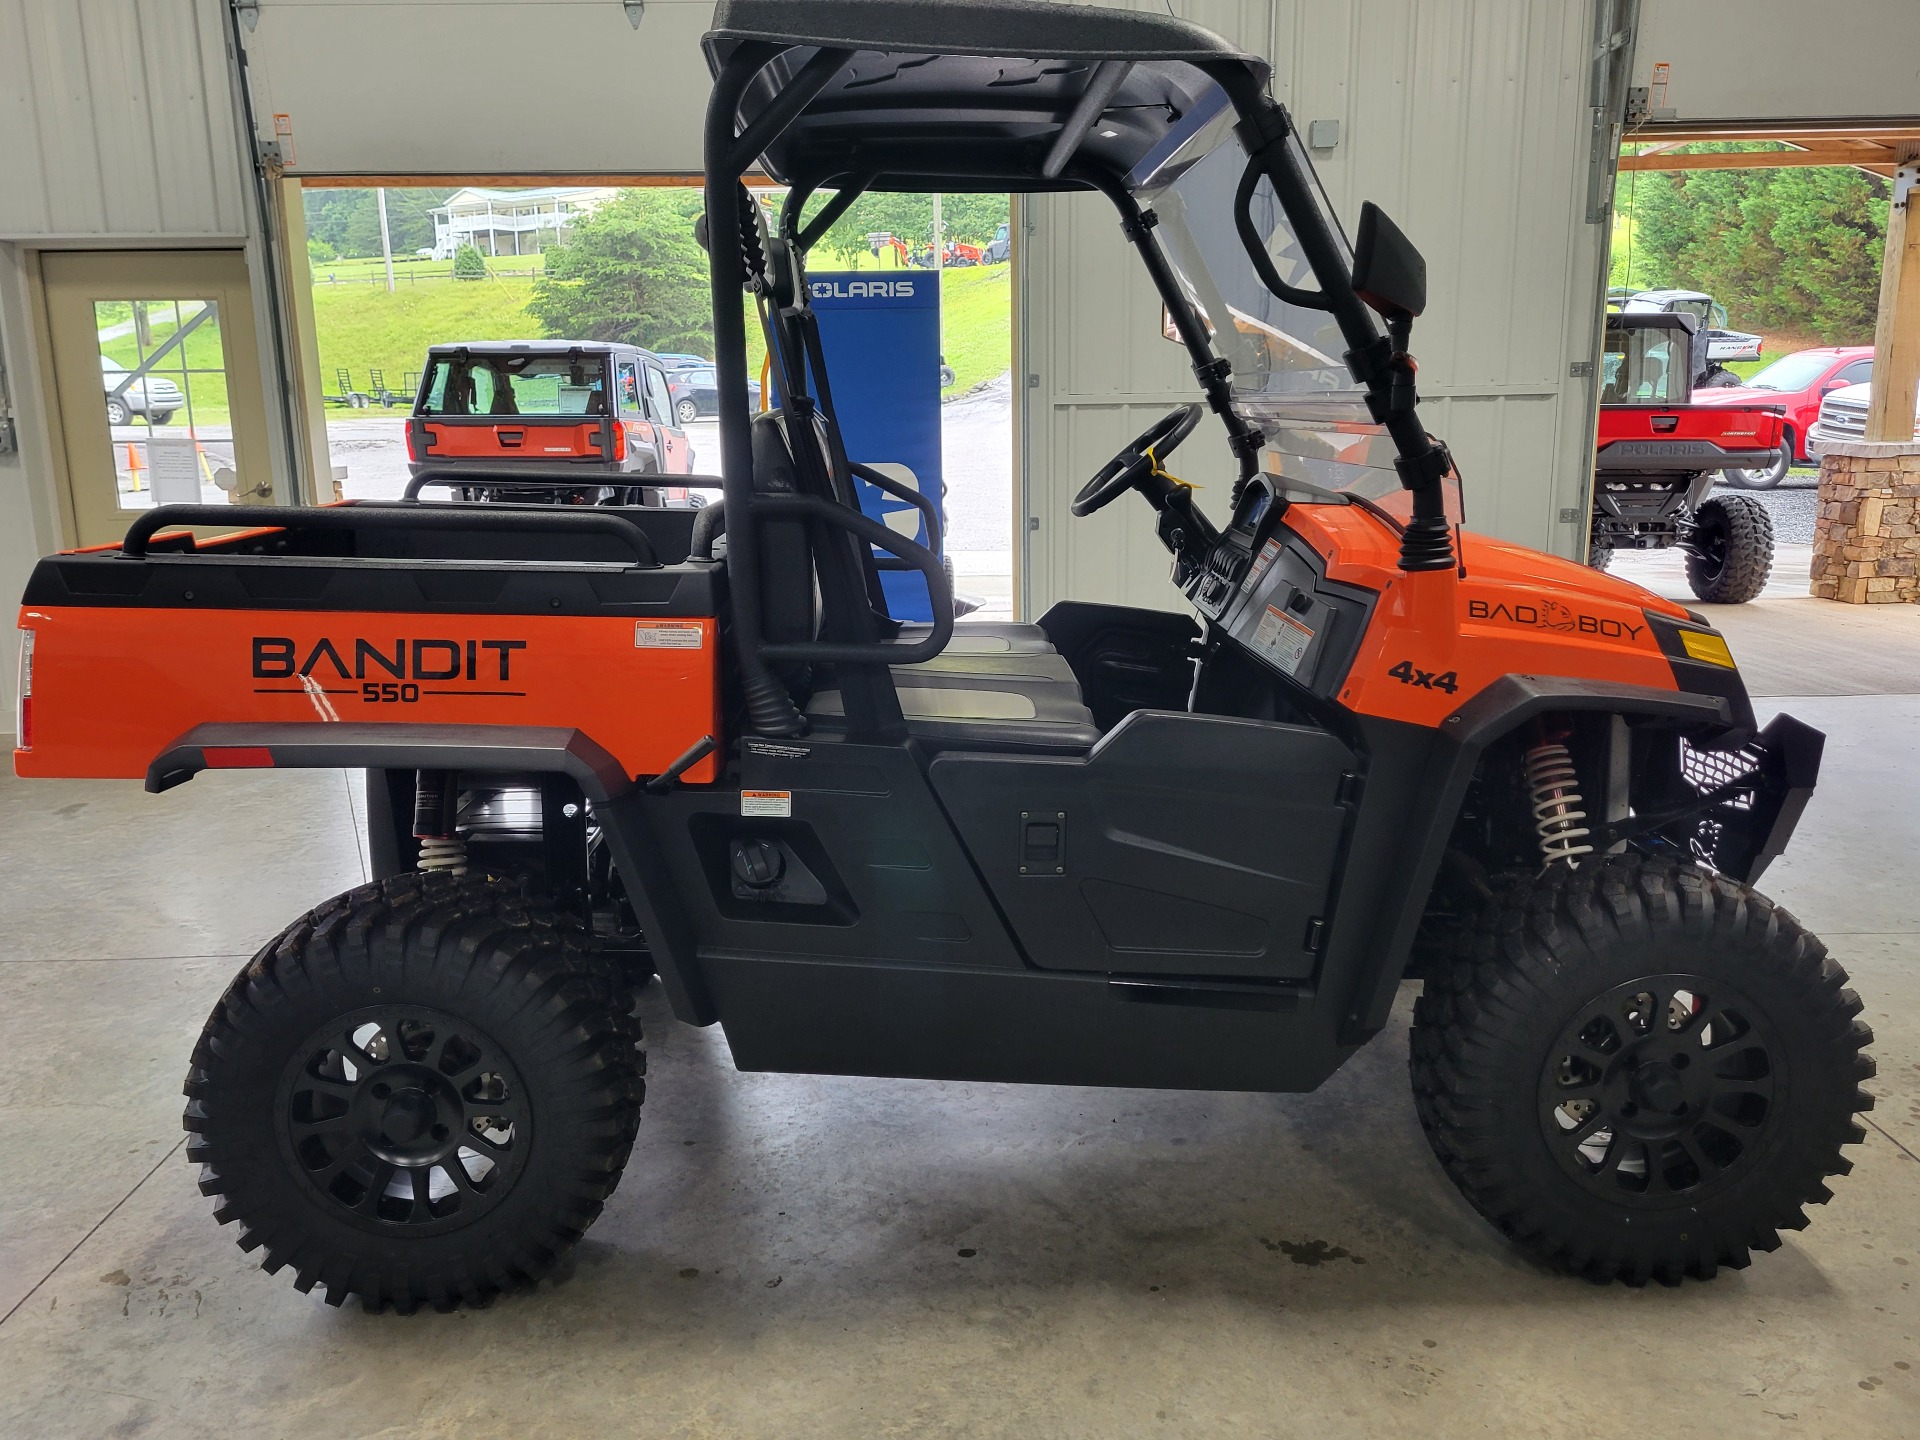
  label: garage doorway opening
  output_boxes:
[1597,126,1920,695]
[1602,135,1906,611]
[294,178,1016,616]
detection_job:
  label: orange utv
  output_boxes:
[14,0,1872,1312]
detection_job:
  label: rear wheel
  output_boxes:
[105,398,131,426]
[1686,494,1774,603]
[1587,539,1613,572]
[675,397,699,424]
[183,871,644,1311]
[1410,856,1874,1285]
[1723,429,1792,489]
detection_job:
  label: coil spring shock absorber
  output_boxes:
[412,768,468,875]
[1524,738,1594,869]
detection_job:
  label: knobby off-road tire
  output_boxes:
[183,871,645,1312]
[1587,540,1613,573]
[1409,855,1874,1286]
[1686,494,1774,604]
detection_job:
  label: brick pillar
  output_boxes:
[1810,441,1920,603]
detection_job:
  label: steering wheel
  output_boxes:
[1071,403,1204,517]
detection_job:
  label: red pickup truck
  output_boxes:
[1590,312,1784,604]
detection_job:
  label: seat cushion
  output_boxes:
[897,620,1055,655]
[807,653,1099,754]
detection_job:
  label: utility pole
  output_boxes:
[377,187,396,293]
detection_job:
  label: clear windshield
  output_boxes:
[1742,351,1833,392]
[1138,108,1356,407]
[1134,95,1457,522]
[1602,324,1687,406]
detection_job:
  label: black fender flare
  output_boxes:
[1336,677,1735,1045]
[146,722,718,1026]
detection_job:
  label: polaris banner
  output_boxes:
[807,271,945,621]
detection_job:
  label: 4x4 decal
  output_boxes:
[1387,659,1458,694]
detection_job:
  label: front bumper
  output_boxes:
[1684,713,1824,884]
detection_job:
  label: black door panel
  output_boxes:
[930,710,1356,980]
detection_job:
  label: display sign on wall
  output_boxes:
[806,271,945,621]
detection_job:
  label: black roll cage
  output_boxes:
[704,34,1456,735]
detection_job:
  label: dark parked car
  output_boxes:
[665,363,762,423]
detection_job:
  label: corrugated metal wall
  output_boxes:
[0,0,247,240]
[1023,0,1610,613]
[220,0,720,178]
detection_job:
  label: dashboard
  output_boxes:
[1183,477,1375,702]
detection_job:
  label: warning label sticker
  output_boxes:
[1252,604,1314,675]
[1242,538,1283,595]
[635,622,704,650]
[741,790,792,817]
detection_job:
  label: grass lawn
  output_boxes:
[310,274,545,399]
[937,264,1011,395]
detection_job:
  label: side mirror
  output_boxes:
[1350,202,1427,322]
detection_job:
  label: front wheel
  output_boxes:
[1686,494,1774,603]
[182,872,644,1311]
[1587,539,1613,572]
[1410,856,1874,1285]
[675,398,699,424]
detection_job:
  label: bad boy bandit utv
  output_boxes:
[15,0,1871,1310]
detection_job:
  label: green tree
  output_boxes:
[527,190,713,351]
[306,236,336,264]
[797,190,1011,266]
[452,244,488,281]
[303,187,451,258]
[1612,147,1887,344]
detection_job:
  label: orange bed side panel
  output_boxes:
[15,606,720,784]
[1280,507,1695,730]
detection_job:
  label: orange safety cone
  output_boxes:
[125,441,145,492]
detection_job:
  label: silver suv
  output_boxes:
[102,356,184,427]
[1808,381,1920,457]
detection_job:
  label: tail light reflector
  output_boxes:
[15,627,34,751]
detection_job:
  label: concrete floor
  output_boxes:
[3,631,1919,1436]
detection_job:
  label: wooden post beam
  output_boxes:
[1867,150,1920,444]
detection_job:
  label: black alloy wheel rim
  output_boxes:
[1539,974,1780,1206]
[1691,514,1729,582]
[278,1006,531,1234]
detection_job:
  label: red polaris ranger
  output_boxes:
[1589,312,1784,602]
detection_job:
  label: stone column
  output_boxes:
[1810,440,1920,603]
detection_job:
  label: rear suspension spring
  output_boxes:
[1524,741,1594,869]
[413,768,469,875]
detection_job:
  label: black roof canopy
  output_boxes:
[703,0,1268,193]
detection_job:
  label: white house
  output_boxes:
[428,185,618,258]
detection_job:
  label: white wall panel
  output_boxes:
[0,0,246,240]
[1024,0,1608,614]
[1634,0,1920,124]
[236,0,719,176]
